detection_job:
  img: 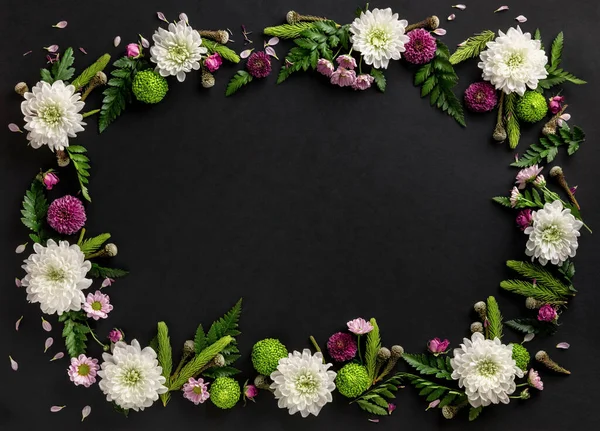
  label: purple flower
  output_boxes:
[246,51,272,78]
[205,53,223,72]
[537,304,557,322]
[515,165,543,189]
[404,29,437,65]
[427,338,450,355]
[527,369,544,390]
[243,382,258,402]
[336,54,357,69]
[347,318,373,335]
[82,291,113,320]
[126,43,141,59]
[516,209,533,231]
[107,328,123,343]
[67,354,99,387]
[464,82,498,113]
[352,74,374,91]
[326,332,358,362]
[41,171,59,190]
[548,95,565,114]
[330,67,356,87]
[316,58,335,77]
[47,195,86,235]
[388,403,397,414]
[182,377,210,405]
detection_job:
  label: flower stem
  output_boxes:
[77,228,86,246]
[516,382,528,387]
[357,335,363,364]
[82,109,100,118]
[87,323,108,350]
[309,335,325,364]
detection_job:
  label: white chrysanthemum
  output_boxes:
[21,239,92,315]
[150,20,207,82]
[270,349,337,418]
[478,26,548,95]
[349,8,410,69]
[525,200,583,265]
[21,80,86,151]
[98,340,168,411]
[451,332,524,407]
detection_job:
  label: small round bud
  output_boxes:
[56,150,70,167]
[215,30,229,44]
[253,374,271,390]
[286,11,299,24]
[493,125,508,142]
[92,71,108,86]
[525,297,542,310]
[201,70,215,88]
[428,16,440,30]
[474,301,487,314]
[390,345,404,358]
[377,347,391,361]
[470,322,483,333]
[549,166,563,177]
[104,243,118,257]
[535,350,548,361]
[442,405,456,419]
[15,82,29,96]
[520,388,531,399]
[213,353,226,368]
[183,340,195,355]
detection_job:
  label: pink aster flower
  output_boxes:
[510,186,521,208]
[67,354,99,387]
[533,175,546,188]
[516,209,533,231]
[352,74,374,91]
[205,53,223,72]
[126,43,141,59]
[246,51,272,78]
[548,95,565,115]
[515,165,543,189]
[537,304,557,322]
[327,332,358,362]
[47,195,86,235]
[464,82,498,113]
[347,318,374,335]
[316,58,335,77]
[527,369,543,390]
[427,338,450,355]
[82,291,113,320]
[404,29,437,65]
[107,328,124,343]
[182,377,210,405]
[336,54,357,69]
[330,67,356,87]
[41,171,59,190]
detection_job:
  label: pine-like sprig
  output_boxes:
[20,179,49,244]
[58,311,90,358]
[201,39,240,63]
[225,71,253,96]
[504,93,520,149]
[66,145,91,201]
[511,124,585,167]
[365,318,381,382]
[354,373,402,416]
[505,318,558,335]
[449,30,495,65]
[500,280,568,302]
[157,322,173,406]
[399,373,465,405]
[486,296,503,340]
[414,41,465,126]
[402,353,453,380]
[41,47,76,83]
[78,233,111,257]
[506,260,574,296]
[88,264,128,279]
[70,54,111,90]
[264,22,318,39]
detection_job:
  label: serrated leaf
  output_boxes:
[71,53,111,89]
[402,354,453,380]
[469,406,483,421]
[356,399,388,416]
[202,366,241,378]
[52,47,76,82]
[225,71,253,96]
[549,32,563,71]
[370,69,386,92]
[88,264,128,279]
[40,68,54,83]
[194,324,208,354]
[79,233,111,256]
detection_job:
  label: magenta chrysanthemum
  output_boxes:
[327,332,358,362]
[182,377,210,405]
[68,354,99,387]
[47,195,86,235]
[403,29,437,65]
[464,82,498,113]
[82,290,113,320]
[317,59,335,77]
[330,67,356,87]
[537,304,557,322]
[246,51,272,78]
[336,54,357,69]
[352,74,374,91]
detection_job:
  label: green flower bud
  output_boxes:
[516,91,548,123]
[132,70,168,104]
[251,338,288,376]
[335,363,371,398]
[209,377,241,409]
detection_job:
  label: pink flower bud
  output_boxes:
[427,338,450,354]
[108,329,124,343]
[204,53,223,72]
[244,383,258,401]
[42,171,59,190]
[548,95,565,115]
[516,209,533,231]
[537,304,558,322]
[126,43,141,59]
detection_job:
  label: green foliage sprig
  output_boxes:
[469,406,483,421]
[449,30,495,65]
[21,179,49,244]
[504,93,520,149]
[201,39,240,63]
[500,280,569,302]
[365,318,381,382]
[65,145,92,202]
[78,232,111,257]
[71,54,111,90]
[486,296,503,340]
[59,311,90,358]
[264,23,318,39]
[88,263,129,279]
[225,71,253,97]
[41,47,75,84]
[399,373,465,407]
[505,318,558,335]
[353,373,402,416]
[414,41,465,126]
[511,124,585,167]
[157,322,173,406]
[370,69,386,93]
[402,353,453,380]
[506,260,574,295]
[538,32,586,90]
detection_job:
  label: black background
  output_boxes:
[1,0,600,430]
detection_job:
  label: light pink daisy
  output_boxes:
[510,186,521,208]
[316,59,334,77]
[82,291,113,320]
[515,165,543,189]
[347,318,374,335]
[67,354,99,387]
[182,377,210,404]
[336,54,357,69]
[352,74,375,91]
[330,67,357,87]
[527,369,543,390]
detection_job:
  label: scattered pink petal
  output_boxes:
[53,21,68,29]
[452,4,467,10]
[81,406,91,422]
[514,153,520,162]
[448,14,456,21]
[494,5,509,13]
[41,317,52,332]
[44,337,54,353]
[15,243,27,254]
[8,123,23,133]
[240,49,254,59]
[79,47,88,55]
[101,277,114,288]
[368,419,380,423]
[267,37,279,46]
[139,34,150,48]
[15,278,22,287]
[426,399,440,410]
[179,13,189,24]
[46,54,59,64]
[515,15,527,23]
[558,113,571,127]
[50,352,65,361]
[44,45,59,53]
[265,46,279,59]
[556,342,570,349]
[433,28,447,36]
[157,12,168,23]
[114,36,121,47]
[523,333,535,343]
[9,356,18,371]
[23,50,32,56]
[457,40,467,47]
[50,406,66,413]
[15,316,23,331]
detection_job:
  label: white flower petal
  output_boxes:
[15,316,23,331]
[267,37,279,46]
[50,352,65,361]
[240,49,254,59]
[50,406,66,412]
[448,14,456,21]
[53,21,68,29]
[9,356,18,371]
[433,28,447,36]
[44,337,54,352]
[556,342,570,349]
[452,4,467,10]
[81,405,91,421]
[515,15,528,23]
[494,6,509,13]
[8,123,23,133]
[523,333,535,343]
[15,243,27,253]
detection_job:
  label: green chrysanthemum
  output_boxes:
[516,91,548,123]
[335,363,371,398]
[251,338,288,376]
[209,377,241,409]
[511,343,531,371]
[132,70,168,104]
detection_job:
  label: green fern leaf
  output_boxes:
[505,318,558,336]
[194,324,208,354]
[402,353,453,380]
[206,299,243,344]
[71,54,111,90]
[79,233,111,257]
[60,311,89,358]
[365,318,381,382]
[88,264,128,278]
[500,280,568,302]
[66,145,92,201]
[202,366,241,378]
[506,261,573,296]
[399,373,464,406]
[157,322,173,405]
[549,32,563,71]
[511,124,585,167]
[486,296,503,340]
[356,399,388,415]
[225,71,253,96]
[20,179,49,242]
[449,30,495,65]
[492,196,512,208]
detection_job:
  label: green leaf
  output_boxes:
[263,23,318,39]
[157,322,173,405]
[402,353,453,380]
[500,280,569,302]
[202,366,241,378]
[70,54,111,89]
[504,93,521,149]
[194,324,208,354]
[511,124,585,167]
[492,196,512,208]
[40,68,54,83]
[370,69,386,93]
[365,318,381,382]
[549,32,563,71]
[399,373,464,406]
[206,299,243,345]
[486,296,503,340]
[88,264,129,278]
[201,39,240,63]
[20,179,49,242]
[506,260,573,297]
[52,47,76,82]
[356,399,389,416]
[469,406,483,421]
[66,146,92,201]
[449,30,495,65]
[61,311,89,358]
[505,318,558,336]
[79,233,111,257]
[225,70,253,96]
